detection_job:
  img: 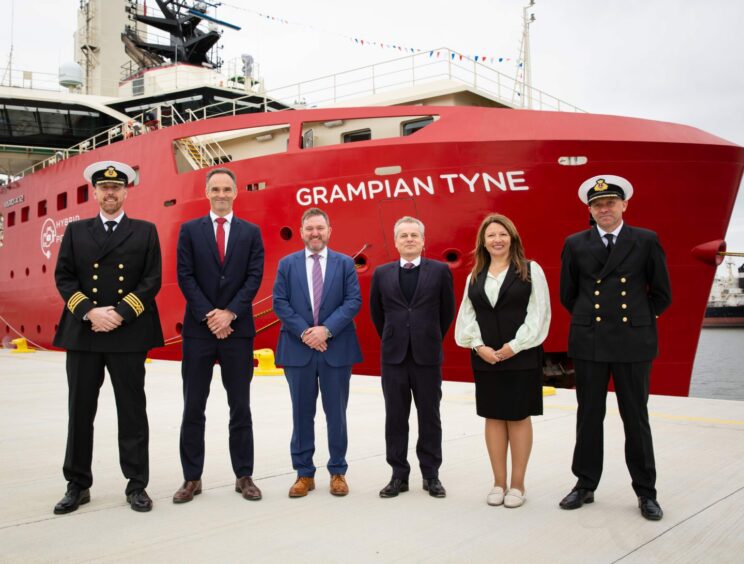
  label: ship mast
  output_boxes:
[513,0,536,108]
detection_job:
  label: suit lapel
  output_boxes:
[409,258,430,304]
[587,228,608,266]
[87,217,106,249]
[296,251,313,311]
[321,250,338,306]
[96,215,133,260]
[222,217,241,270]
[390,262,407,304]
[200,215,221,267]
[599,225,634,278]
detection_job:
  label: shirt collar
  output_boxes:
[596,221,623,239]
[399,256,422,267]
[100,211,124,226]
[210,211,233,223]
[305,247,329,260]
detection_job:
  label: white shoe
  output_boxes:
[486,486,505,506]
[504,488,525,508]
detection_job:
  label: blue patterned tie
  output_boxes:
[311,254,323,325]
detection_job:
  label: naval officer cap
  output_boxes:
[83,161,137,187]
[578,175,634,204]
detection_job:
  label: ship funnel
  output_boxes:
[59,62,84,89]
[691,239,726,266]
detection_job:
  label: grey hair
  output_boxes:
[206,167,237,187]
[393,216,425,238]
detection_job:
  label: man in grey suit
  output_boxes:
[370,216,455,498]
[559,175,672,520]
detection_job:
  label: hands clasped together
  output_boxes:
[476,343,515,365]
[302,326,329,352]
[206,308,235,339]
[88,306,124,332]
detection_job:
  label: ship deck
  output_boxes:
[1,350,742,563]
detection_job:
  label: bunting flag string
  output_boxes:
[219,2,518,65]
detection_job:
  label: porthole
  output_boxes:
[354,253,369,274]
[442,248,463,269]
[42,265,47,274]
[175,322,183,335]
[36,325,41,334]
[280,226,293,241]
[25,267,30,276]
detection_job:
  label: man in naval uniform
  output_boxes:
[558,175,672,520]
[53,160,163,514]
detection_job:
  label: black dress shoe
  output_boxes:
[53,485,90,515]
[379,478,409,498]
[559,488,594,510]
[127,489,153,512]
[423,478,446,498]
[639,497,663,521]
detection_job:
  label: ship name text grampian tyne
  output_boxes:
[295,170,529,206]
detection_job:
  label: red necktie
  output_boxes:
[216,217,227,263]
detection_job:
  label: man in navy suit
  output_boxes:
[273,208,362,498]
[369,216,455,498]
[173,168,264,503]
[559,175,671,520]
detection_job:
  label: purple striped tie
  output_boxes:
[311,253,323,325]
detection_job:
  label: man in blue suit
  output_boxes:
[173,168,264,503]
[273,208,362,498]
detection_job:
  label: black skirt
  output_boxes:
[473,368,543,420]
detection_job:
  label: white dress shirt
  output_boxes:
[305,246,329,313]
[210,211,234,249]
[454,261,551,354]
[99,211,124,231]
[399,256,422,268]
[596,221,623,246]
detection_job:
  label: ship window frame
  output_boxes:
[342,129,372,144]
[21,206,30,223]
[37,200,47,217]
[7,211,15,227]
[401,116,435,136]
[77,185,89,204]
[57,192,67,211]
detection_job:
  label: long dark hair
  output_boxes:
[470,213,530,283]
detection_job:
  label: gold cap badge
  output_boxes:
[104,166,118,178]
[593,179,608,192]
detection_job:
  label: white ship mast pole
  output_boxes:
[514,0,536,108]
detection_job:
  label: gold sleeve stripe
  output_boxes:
[67,292,88,314]
[123,294,145,316]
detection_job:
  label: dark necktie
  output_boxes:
[105,220,117,237]
[403,262,415,270]
[311,254,323,325]
[604,233,614,254]
[216,217,227,263]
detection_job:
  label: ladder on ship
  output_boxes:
[176,136,231,170]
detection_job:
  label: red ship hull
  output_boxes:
[2,106,742,396]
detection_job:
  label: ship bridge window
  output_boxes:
[173,124,290,175]
[300,115,439,149]
[402,117,435,136]
[5,106,41,137]
[342,129,372,143]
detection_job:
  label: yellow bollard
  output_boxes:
[542,386,557,397]
[11,338,36,354]
[253,348,284,376]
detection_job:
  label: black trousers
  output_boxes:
[64,350,149,495]
[381,351,443,480]
[180,337,254,480]
[572,358,657,498]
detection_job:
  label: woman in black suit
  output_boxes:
[455,214,550,508]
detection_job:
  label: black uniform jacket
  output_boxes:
[560,224,671,363]
[177,214,264,339]
[53,215,164,352]
[369,258,455,366]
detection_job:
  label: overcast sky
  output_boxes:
[3,0,743,261]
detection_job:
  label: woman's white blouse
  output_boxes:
[454,261,551,354]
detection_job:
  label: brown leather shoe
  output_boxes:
[173,480,202,504]
[288,476,315,498]
[235,476,262,501]
[330,474,349,496]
